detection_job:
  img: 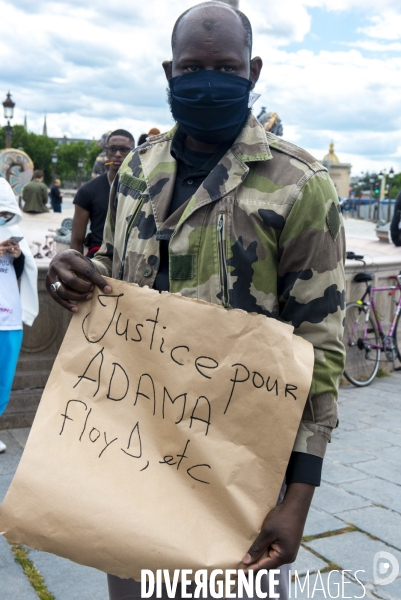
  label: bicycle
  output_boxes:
[343,251,401,386]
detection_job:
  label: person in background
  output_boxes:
[91,132,111,178]
[137,127,161,146]
[390,190,401,246]
[70,129,135,259]
[49,179,63,213]
[0,178,39,453]
[22,170,49,213]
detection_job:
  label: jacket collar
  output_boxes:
[139,114,273,229]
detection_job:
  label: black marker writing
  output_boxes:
[135,374,156,416]
[131,323,143,342]
[162,388,187,425]
[146,307,159,351]
[170,345,189,366]
[195,356,219,380]
[73,347,104,397]
[190,396,211,436]
[60,399,88,435]
[224,363,250,414]
[89,427,101,442]
[121,422,143,458]
[82,294,124,343]
[285,384,297,400]
[107,362,129,402]
[99,432,118,458]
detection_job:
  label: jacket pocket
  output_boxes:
[119,197,145,280]
[217,213,229,308]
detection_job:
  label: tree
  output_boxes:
[0,126,100,185]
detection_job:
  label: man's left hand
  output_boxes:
[241,482,315,571]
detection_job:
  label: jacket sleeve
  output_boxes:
[278,169,346,484]
[90,175,119,277]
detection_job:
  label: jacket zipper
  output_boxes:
[119,197,145,280]
[217,213,229,308]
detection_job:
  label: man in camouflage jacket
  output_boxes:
[47,1,345,595]
[92,115,345,475]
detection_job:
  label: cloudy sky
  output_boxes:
[1,0,400,176]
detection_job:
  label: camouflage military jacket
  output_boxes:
[92,114,346,467]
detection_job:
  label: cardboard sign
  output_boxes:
[0,280,314,580]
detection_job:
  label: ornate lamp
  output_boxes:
[387,167,395,222]
[2,92,15,149]
[51,152,58,183]
[368,176,374,220]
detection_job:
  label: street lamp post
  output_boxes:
[2,92,15,149]
[369,176,374,220]
[77,157,84,189]
[51,152,57,183]
[387,167,395,222]
[377,171,385,222]
[357,176,364,219]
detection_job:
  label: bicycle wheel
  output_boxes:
[394,311,401,362]
[343,302,381,386]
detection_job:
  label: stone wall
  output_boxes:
[0,267,71,429]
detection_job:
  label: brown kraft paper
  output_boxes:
[0,278,314,580]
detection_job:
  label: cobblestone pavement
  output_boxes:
[1,374,400,599]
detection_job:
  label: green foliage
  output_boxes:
[358,171,401,200]
[55,140,99,182]
[390,172,401,199]
[0,125,56,184]
[0,125,101,185]
[10,543,55,600]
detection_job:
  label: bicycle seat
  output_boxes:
[354,272,374,283]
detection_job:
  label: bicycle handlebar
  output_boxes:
[346,251,365,261]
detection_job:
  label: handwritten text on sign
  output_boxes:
[61,291,300,486]
[0,280,314,579]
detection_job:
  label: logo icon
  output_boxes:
[373,551,399,586]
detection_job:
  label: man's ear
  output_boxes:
[249,56,263,89]
[162,60,173,81]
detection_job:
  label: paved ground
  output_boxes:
[1,374,400,599]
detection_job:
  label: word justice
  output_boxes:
[81,293,299,411]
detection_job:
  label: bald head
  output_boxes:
[163,1,262,106]
[171,1,252,57]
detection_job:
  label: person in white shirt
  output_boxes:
[0,178,39,453]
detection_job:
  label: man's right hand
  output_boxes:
[46,249,111,313]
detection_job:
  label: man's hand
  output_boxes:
[46,249,111,313]
[241,483,315,571]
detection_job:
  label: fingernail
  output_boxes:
[86,294,93,300]
[242,554,252,564]
[71,306,78,313]
[104,285,112,293]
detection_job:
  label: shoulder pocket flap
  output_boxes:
[326,201,341,241]
[120,172,147,193]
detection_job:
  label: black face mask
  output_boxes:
[168,70,253,144]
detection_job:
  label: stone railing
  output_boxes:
[1,257,401,429]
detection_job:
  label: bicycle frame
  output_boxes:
[356,282,401,349]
